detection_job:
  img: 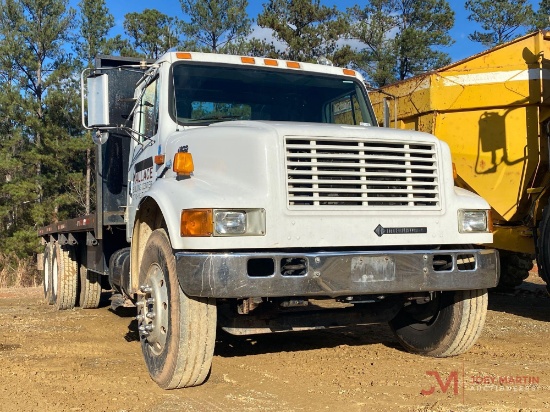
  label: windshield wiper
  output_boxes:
[184,115,243,123]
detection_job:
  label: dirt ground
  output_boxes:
[1,272,549,412]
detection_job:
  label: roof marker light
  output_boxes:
[343,68,356,76]
[241,56,255,64]
[176,52,192,59]
[264,58,278,66]
[286,61,301,69]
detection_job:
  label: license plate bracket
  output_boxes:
[351,255,396,283]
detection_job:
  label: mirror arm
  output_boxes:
[93,125,153,146]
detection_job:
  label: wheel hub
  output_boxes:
[137,264,169,355]
[403,293,441,331]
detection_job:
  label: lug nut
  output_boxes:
[146,298,155,305]
[139,324,154,332]
[146,312,156,319]
[140,285,152,293]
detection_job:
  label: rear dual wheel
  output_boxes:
[52,242,78,310]
[79,265,102,309]
[42,242,55,305]
[43,240,102,310]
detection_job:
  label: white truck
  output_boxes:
[39,52,499,389]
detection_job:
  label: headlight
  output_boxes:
[181,208,266,237]
[214,211,246,234]
[458,210,491,233]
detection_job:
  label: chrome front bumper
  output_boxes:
[176,249,499,298]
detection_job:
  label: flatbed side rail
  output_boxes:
[37,214,97,237]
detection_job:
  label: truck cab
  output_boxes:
[55,51,499,389]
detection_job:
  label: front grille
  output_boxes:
[285,136,440,209]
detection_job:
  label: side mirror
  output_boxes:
[92,130,109,145]
[86,73,110,128]
[82,71,110,145]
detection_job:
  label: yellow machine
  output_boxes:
[370,31,550,288]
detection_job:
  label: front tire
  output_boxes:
[389,289,488,357]
[137,229,217,389]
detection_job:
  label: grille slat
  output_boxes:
[287,161,437,171]
[288,188,439,194]
[289,179,437,187]
[288,170,437,178]
[286,153,436,163]
[285,136,441,209]
[287,144,436,155]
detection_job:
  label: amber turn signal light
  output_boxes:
[154,154,165,165]
[181,209,213,237]
[173,152,194,175]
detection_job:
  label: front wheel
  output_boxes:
[137,229,217,389]
[389,289,488,357]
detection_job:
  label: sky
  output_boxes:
[70,0,541,64]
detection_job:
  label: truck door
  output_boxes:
[127,76,161,240]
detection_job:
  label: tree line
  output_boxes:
[0,0,549,277]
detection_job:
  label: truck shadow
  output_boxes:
[115,304,404,353]
[213,323,401,358]
[108,304,141,342]
[488,282,550,322]
[114,285,550,357]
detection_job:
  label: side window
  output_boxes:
[325,93,365,125]
[139,78,160,138]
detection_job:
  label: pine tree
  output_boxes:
[531,0,550,30]
[75,0,115,64]
[347,1,399,86]
[123,9,180,59]
[256,0,348,63]
[0,0,83,258]
[349,0,454,86]
[466,0,535,47]
[179,0,251,52]
[75,0,122,214]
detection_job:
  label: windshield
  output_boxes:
[171,63,376,126]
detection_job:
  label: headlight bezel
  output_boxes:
[181,208,266,237]
[458,209,491,233]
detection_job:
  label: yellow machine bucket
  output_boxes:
[370,31,550,253]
